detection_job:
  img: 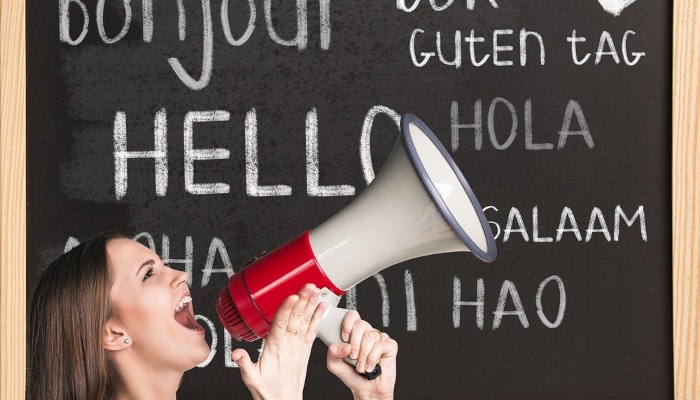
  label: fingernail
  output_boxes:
[357,362,365,372]
[342,333,349,342]
[350,350,358,359]
[366,364,374,373]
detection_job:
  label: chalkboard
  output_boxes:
[26,1,673,399]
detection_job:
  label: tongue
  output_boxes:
[175,307,202,331]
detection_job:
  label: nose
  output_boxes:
[170,267,189,289]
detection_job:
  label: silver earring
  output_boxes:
[124,338,131,345]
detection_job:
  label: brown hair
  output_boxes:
[28,231,129,400]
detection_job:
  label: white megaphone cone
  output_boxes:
[311,113,496,291]
[217,114,496,378]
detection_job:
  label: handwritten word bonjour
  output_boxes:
[59,0,332,90]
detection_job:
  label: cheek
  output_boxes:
[116,294,174,337]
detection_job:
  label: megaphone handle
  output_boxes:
[317,306,382,380]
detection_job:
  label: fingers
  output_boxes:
[269,284,325,343]
[366,334,398,370]
[329,312,399,397]
[342,312,392,374]
[345,317,374,366]
[286,284,321,336]
[341,310,361,342]
[285,285,311,335]
[326,334,397,381]
[268,294,299,342]
[354,326,383,373]
[304,297,326,342]
[301,285,322,318]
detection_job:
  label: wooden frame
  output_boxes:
[1,0,697,397]
[1,0,26,397]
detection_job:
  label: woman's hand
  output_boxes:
[231,284,326,400]
[326,311,398,400]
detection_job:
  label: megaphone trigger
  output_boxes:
[362,364,382,381]
[317,287,342,308]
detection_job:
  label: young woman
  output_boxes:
[28,231,398,400]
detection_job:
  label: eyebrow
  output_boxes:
[136,259,156,277]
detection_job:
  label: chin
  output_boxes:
[176,349,211,372]
[189,338,213,366]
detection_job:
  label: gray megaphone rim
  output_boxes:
[400,113,497,263]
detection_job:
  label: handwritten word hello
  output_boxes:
[113,101,593,199]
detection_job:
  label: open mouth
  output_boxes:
[174,295,204,332]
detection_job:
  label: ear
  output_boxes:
[103,319,131,352]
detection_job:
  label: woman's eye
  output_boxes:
[143,267,155,281]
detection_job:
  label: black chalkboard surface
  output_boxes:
[27,1,672,399]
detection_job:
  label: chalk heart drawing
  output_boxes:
[598,0,638,16]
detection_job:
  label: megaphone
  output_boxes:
[216,113,496,375]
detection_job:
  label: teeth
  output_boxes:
[175,296,192,314]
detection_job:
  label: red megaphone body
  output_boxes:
[217,231,344,341]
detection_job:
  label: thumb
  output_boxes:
[326,343,355,380]
[231,349,255,378]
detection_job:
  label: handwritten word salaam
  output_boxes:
[63,205,645,289]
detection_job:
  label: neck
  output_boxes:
[112,354,184,400]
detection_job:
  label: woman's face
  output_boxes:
[106,238,210,371]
